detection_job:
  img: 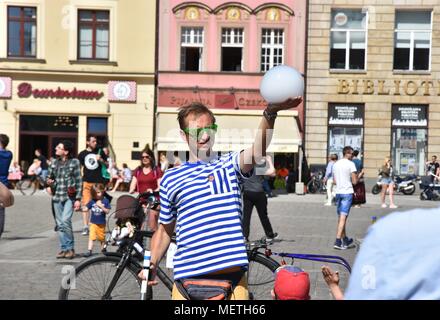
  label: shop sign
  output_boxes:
[329,104,363,125]
[108,81,137,102]
[0,77,12,98]
[337,79,440,96]
[392,105,427,127]
[215,94,235,108]
[158,91,270,109]
[17,82,103,100]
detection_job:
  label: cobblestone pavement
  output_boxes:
[0,190,437,300]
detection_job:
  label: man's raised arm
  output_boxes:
[240,97,302,174]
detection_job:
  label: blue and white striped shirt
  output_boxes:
[159,151,250,280]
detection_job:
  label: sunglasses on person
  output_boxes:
[182,124,218,137]
[141,155,152,159]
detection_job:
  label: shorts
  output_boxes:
[82,182,94,208]
[380,177,393,185]
[89,223,106,242]
[335,194,353,216]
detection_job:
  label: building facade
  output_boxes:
[306,0,440,177]
[156,0,306,168]
[0,0,156,170]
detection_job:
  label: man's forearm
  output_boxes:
[242,117,275,173]
[150,223,173,266]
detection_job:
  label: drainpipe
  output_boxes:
[152,0,160,161]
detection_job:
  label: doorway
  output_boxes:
[19,115,78,171]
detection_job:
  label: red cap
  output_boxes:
[273,265,311,300]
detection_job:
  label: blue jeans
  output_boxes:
[53,200,74,251]
[263,179,272,195]
[40,170,48,182]
[335,194,353,216]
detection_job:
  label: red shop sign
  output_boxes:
[17,82,103,100]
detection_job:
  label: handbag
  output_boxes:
[0,182,14,208]
[175,278,233,300]
[174,270,244,300]
[353,181,366,204]
[99,149,111,181]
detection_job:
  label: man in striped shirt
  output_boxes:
[145,99,302,299]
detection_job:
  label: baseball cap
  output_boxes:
[273,265,311,300]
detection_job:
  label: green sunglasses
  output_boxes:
[182,124,218,136]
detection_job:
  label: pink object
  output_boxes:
[108,81,137,102]
[0,77,12,98]
[157,0,306,129]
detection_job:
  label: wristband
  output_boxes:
[263,109,277,121]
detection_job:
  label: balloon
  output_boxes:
[260,65,304,104]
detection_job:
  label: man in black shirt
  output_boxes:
[426,155,440,183]
[78,135,108,235]
[35,149,49,181]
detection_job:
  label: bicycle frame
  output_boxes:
[248,240,352,274]
[270,251,351,273]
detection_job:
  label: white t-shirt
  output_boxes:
[332,158,357,194]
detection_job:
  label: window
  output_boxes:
[221,28,244,71]
[180,27,204,71]
[330,9,367,70]
[78,10,109,60]
[7,6,37,57]
[87,117,108,147]
[394,11,432,71]
[261,29,284,72]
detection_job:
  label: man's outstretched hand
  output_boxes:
[266,96,303,113]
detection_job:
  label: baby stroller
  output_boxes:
[108,192,160,248]
[419,173,440,201]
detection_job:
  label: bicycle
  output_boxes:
[58,192,279,300]
[16,174,47,195]
[306,171,327,194]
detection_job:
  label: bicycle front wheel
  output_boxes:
[247,253,280,300]
[17,178,36,195]
[58,254,142,300]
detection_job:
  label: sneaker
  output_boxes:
[389,204,398,209]
[64,250,75,259]
[333,239,347,250]
[324,203,332,206]
[343,237,355,249]
[56,251,66,259]
[381,204,387,208]
[82,250,92,258]
[82,226,89,236]
[265,232,279,242]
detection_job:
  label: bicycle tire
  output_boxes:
[247,253,280,300]
[371,184,381,195]
[58,254,144,300]
[307,180,318,194]
[17,178,36,196]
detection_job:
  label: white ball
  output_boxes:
[260,65,304,104]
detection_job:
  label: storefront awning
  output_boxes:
[155,109,301,153]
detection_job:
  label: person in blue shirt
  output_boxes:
[0,134,13,239]
[83,183,111,257]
